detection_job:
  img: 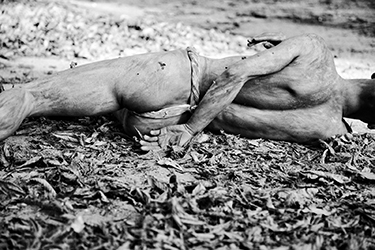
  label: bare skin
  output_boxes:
[0,34,263,141]
[141,33,375,150]
[0,33,374,149]
[0,49,192,140]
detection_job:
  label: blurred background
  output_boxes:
[1,3,375,250]
[0,0,374,86]
[1,0,374,75]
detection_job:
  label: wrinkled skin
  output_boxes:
[0,33,374,150]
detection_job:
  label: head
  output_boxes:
[366,72,375,129]
[345,73,375,127]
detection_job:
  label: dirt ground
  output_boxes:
[1,0,375,249]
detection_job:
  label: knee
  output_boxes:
[0,89,34,119]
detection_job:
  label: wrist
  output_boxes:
[184,123,197,136]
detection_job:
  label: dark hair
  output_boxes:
[372,72,375,79]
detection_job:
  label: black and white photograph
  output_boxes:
[0,0,374,249]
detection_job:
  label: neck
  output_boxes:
[200,55,248,96]
[342,78,375,123]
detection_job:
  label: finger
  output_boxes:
[168,134,181,146]
[149,129,161,136]
[139,140,159,146]
[140,144,162,151]
[143,134,159,142]
[133,126,144,139]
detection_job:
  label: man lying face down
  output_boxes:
[0,33,374,150]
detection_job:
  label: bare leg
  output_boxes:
[0,83,118,141]
[0,49,193,141]
[207,103,348,143]
[0,61,124,141]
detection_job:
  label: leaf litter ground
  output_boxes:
[1,1,375,250]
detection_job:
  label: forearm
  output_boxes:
[185,54,282,134]
[186,68,246,134]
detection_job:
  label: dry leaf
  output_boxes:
[71,215,85,233]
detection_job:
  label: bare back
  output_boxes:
[210,34,348,142]
[234,34,340,110]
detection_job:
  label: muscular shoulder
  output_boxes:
[288,33,328,54]
[292,33,325,42]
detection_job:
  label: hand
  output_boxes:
[247,32,286,49]
[139,124,195,151]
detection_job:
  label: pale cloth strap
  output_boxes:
[131,104,194,119]
[186,46,201,108]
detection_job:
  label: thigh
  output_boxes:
[207,103,347,143]
[207,104,290,140]
[115,108,191,137]
[114,50,192,113]
[25,50,192,118]
[25,59,126,117]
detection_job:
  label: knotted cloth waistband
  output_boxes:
[187,46,201,109]
[131,47,201,119]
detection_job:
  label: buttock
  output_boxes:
[130,47,202,119]
[118,47,204,138]
[115,47,204,136]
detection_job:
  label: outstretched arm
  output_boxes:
[140,34,305,151]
